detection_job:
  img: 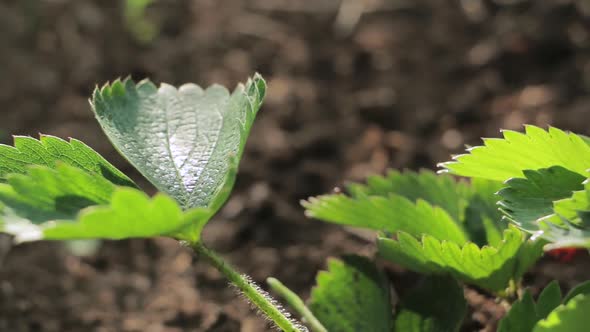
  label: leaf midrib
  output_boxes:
[162,93,190,205]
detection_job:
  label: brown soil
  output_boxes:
[1,1,590,331]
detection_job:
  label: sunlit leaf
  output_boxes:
[303,193,467,244]
[347,170,470,222]
[0,164,210,242]
[0,135,134,187]
[499,280,590,332]
[91,74,266,211]
[533,294,590,332]
[441,126,590,181]
[377,227,542,292]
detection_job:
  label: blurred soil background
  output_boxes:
[1,0,590,331]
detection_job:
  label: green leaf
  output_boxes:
[563,281,590,304]
[513,236,547,281]
[498,292,541,332]
[498,281,562,332]
[393,276,466,332]
[551,188,590,227]
[346,170,504,227]
[43,189,211,241]
[309,255,393,332]
[498,166,590,249]
[312,170,505,247]
[463,178,506,246]
[348,170,470,222]
[91,74,266,211]
[0,164,210,242]
[441,126,590,182]
[499,281,590,332]
[535,281,563,319]
[498,167,585,231]
[533,295,590,332]
[305,170,541,293]
[377,227,541,292]
[0,164,114,224]
[303,194,467,244]
[124,0,158,43]
[541,182,590,249]
[0,135,134,187]
[481,216,503,247]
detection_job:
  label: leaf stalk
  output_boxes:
[191,242,306,332]
[267,277,328,332]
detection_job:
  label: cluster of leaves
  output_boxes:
[0,74,266,245]
[498,280,590,332]
[0,74,313,332]
[0,74,314,332]
[1,70,589,331]
[303,169,543,294]
[268,255,589,332]
[443,126,590,250]
[293,126,590,331]
[269,255,467,332]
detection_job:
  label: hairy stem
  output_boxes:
[191,242,306,332]
[267,277,327,332]
[496,279,520,310]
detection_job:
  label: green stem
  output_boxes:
[267,277,327,332]
[496,279,520,310]
[191,242,305,332]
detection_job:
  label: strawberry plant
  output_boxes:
[284,126,590,331]
[0,74,308,331]
[1,70,589,331]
